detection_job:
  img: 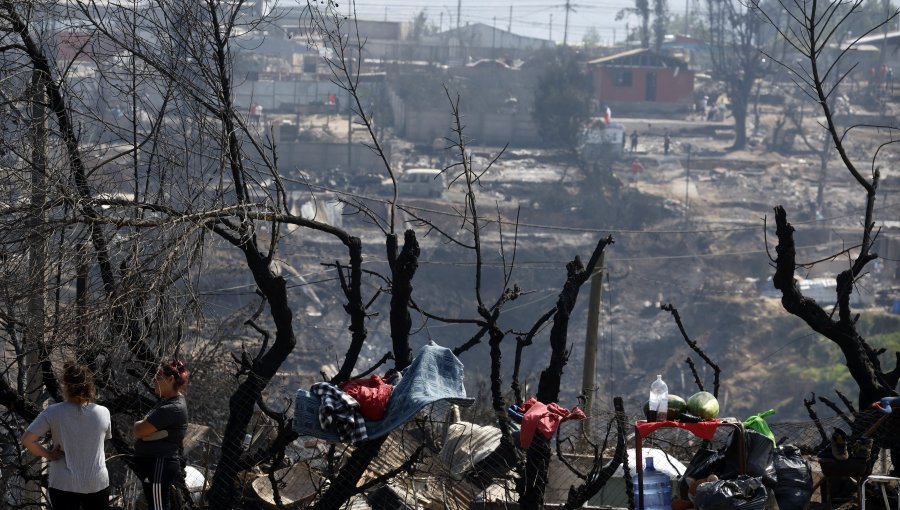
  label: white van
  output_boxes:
[398,168,444,198]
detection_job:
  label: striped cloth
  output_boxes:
[295,342,475,443]
[309,383,367,443]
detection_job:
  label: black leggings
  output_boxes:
[134,456,182,510]
[48,487,109,510]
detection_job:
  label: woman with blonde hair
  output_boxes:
[22,362,112,510]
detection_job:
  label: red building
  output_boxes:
[587,48,694,113]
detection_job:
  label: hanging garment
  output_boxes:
[309,382,367,443]
[295,342,474,442]
[339,375,393,421]
[518,397,586,449]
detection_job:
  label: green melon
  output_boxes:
[643,394,688,420]
[668,394,687,420]
[686,391,720,419]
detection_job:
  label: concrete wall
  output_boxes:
[399,109,542,146]
[389,90,542,146]
[234,78,346,112]
[274,141,388,175]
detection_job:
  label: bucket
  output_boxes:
[634,457,673,510]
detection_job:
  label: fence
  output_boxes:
[4,384,897,510]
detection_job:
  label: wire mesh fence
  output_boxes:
[3,380,899,510]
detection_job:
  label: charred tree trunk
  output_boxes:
[333,237,367,385]
[772,206,897,410]
[389,230,419,369]
[207,248,297,508]
[309,230,419,510]
[730,82,750,150]
[520,236,613,510]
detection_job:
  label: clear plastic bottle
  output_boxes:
[633,457,673,510]
[647,374,668,422]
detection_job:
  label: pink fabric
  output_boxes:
[519,397,586,448]
[338,375,393,421]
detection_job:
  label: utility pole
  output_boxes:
[457,0,461,30]
[549,14,553,41]
[684,144,692,224]
[346,49,353,172]
[581,251,605,441]
[492,16,497,60]
[563,0,572,46]
[508,5,512,32]
[684,0,690,34]
[439,12,443,32]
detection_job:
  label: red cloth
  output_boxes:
[519,397,586,449]
[338,375,393,421]
[635,419,722,441]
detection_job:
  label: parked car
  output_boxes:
[397,168,444,198]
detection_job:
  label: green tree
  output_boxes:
[617,0,652,47]
[653,0,668,51]
[532,48,592,154]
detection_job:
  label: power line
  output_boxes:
[287,179,900,236]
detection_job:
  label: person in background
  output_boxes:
[22,363,112,510]
[630,130,639,152]
[630,158,644,184]
[663,130,672,155]
[133,360,190,510]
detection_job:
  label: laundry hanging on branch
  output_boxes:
[294,342,474,443]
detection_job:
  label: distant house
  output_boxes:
[423,23,555,66]
[424,23,554,51]
[587,48,694,113]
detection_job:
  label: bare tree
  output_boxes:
[705,0,765,150]
[0,1,633,509]
[758,0,900,466]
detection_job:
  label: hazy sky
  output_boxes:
[332,0,672,46]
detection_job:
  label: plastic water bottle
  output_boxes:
[633,457,673,510]
[647,374,668,422]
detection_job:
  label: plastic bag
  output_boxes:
[694,476,768,510]
[744,409,776,447]
[721,428,775,480]
[771,445,813,510]
[679,448,726,499]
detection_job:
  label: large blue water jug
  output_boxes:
[633,457,673,510]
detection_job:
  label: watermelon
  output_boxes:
[643,394,688,420]
[668,394,687,420]
[686,391,720,419]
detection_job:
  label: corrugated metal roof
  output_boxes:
[587,48,649,65]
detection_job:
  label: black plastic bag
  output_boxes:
[694,476,768,510]
[721,429,775,480]
[771,445,813,510]
[680,448,726,499]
